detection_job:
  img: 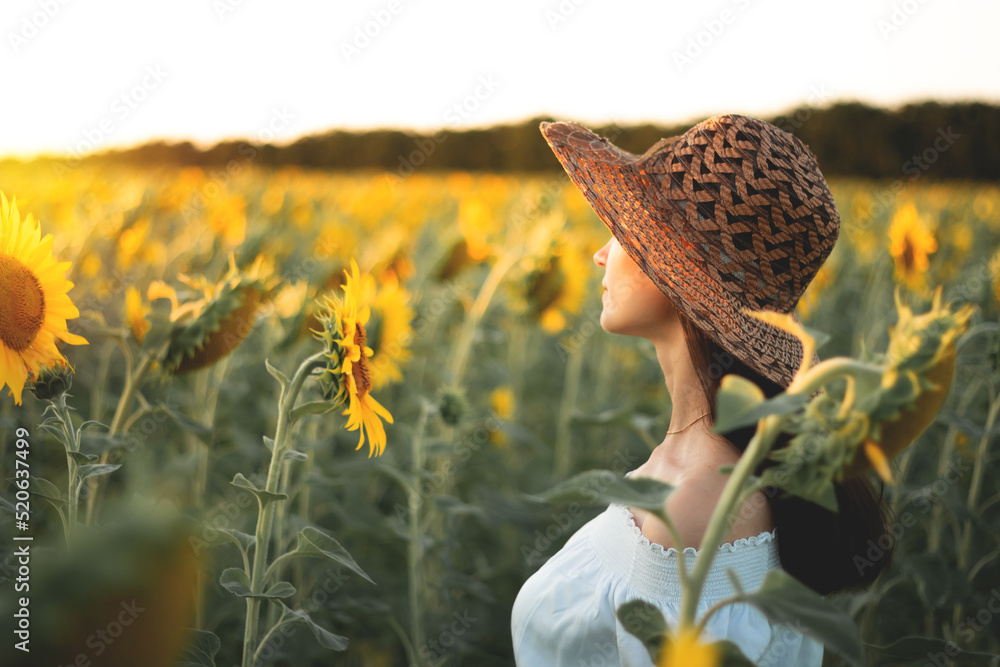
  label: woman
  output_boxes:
[511,114,890,665]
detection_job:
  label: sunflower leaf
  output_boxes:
[529,470,673,515]
[283,449,308,462]
[711,640,756,666]
[77,463,123,482]
[67,450,99,465]
[290,400,337,423]
[264,581,297,599]
[277,602,349,651]
[616,599,666,662]
[275,526,374,585]
[173,629,221,667]
[30,476,63,501]
[713,376,808,434]
[159,404,212,436]
[211,528,257,555]
[230,473,288,506]
[265,359,289,390]
[731,569,863,665]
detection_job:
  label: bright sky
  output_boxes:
[2,0,998,158]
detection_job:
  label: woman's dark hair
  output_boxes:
[678,314,893,595]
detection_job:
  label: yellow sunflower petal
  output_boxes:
[0,193,87,404]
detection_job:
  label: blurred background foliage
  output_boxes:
[0,107,999,665]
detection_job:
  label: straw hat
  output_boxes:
[540,114,839,388]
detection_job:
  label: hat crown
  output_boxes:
[635,114,840,312]
[539,114,839,388]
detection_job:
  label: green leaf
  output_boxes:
[529,470,673,524]
[265,359,289,389]
[714,376,808,434]
[230,473,288,506]
[77,463,122,482]
[66,450,99,465]
[0,495,15,513]
[801,324,831,351]
[159,404,212,436]
[733,569,862,666]
[219,568,295,600]
[173,629,221,667]
[290,400,336,423]
[263,435,275,451]
[274,526,374,585]
[278,602,348,651]
[283,449,309,462]
[30,476,63,501]
[712,639,756,666]
[264,581,296,599]
[570,405,635,426]
[212,528,256,555]
[219,567,252,597]
[435,495,486,520]
[616,599,666,662]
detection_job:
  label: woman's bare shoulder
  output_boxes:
[632,461,773,552]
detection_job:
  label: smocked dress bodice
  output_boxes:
[511,503,822,666]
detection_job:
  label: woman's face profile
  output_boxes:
[593,236,674,338]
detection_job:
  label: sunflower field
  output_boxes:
[1,158,1000,666]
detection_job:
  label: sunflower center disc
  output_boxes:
[352,323,373,396]
[0,255,46,351]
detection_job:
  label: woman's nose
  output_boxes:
[593,239,611,268]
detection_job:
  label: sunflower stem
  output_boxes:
[446,251,519,385]
[242,351,325,667]
[407,401,431,666]
[84,344,163,526]
[679,415,783,626]
[50,393,80,546]
[679,356,866,626]
[953,382,1000,629]
[553,342,584,478]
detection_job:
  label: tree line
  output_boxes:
[63,101,1000,181]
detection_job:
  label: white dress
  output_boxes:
[511,503,823,666]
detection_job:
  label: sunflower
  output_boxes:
[657,626,718,667]
[314,259,394,457]
[147,255,277,373]
[126,286,151,343]
[0,194,88,404]
[525,242,590,334]
[888,202,937,290]
[367,270,414,390]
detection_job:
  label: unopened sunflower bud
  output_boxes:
[438,388,468,426]
[30,364,74,400]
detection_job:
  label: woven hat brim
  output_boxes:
[540,120,819,389]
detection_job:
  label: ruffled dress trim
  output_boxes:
[590,504,781,603]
